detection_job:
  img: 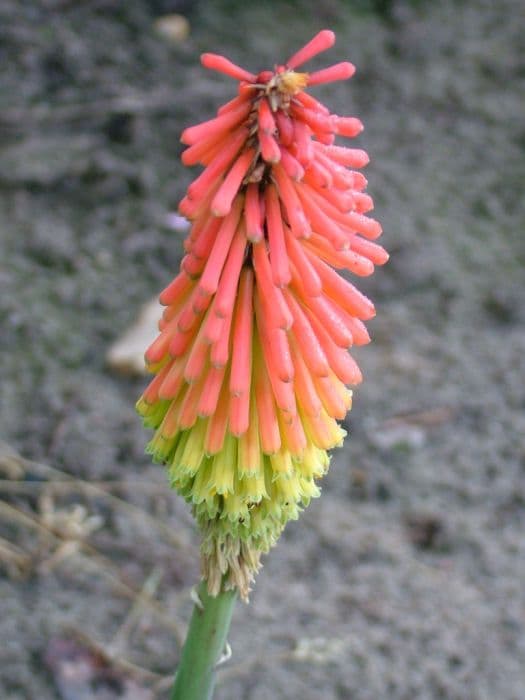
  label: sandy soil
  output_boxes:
[1,1,524,698]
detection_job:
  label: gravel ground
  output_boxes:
[1,1,524,698]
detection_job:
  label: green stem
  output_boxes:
[170,581,237,700]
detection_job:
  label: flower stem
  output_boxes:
[170,581,237,700]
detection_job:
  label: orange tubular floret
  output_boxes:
[333,116,364,138]
[344,211,383,240]
[214,224,248,318]
[303,182,382,240]
[181,253,205,278]
[201,52,257,82]
[252,241,293,330]
[317,143,370,168]
[259,129,281,164]
[179,372,207,430]
[238,392,262,475]
[255,293,296,413]
[253,334,281,454]
[272,164,311,239]
[307,183,354,214]
[275,110,294,146]
[211,150,254,217]
[177,288,212,333]
[258,98,276,134]
[181,101,252,146]
[217,93,252,116]
[230,268,254,397]
[306,252,376,320]
[305,310,363,384]
[210,301,233,368]
[187,127,248,201]
[314,373,350,419]
[204,374,230,454]
[269,327,294,383]
[311,151,354,191]
[197,365,226,417]
[283,289,329,377]
[145,315,180,365]
[266,184,291,287]
[336,311,370,347]
[286,30,335,70]
[230,391,250,437]
[279,147,305,181]
[181,130,230,166]
[350,236,389,266]
[279,410,307,456]
[292,120,314,165]
[245,183,264,242]
[159,271,193,306]
[254,290,294,384]
[169,321,200,359]
[142,362,171,404]
[189,216,222,260]
[296,186,348,250]
[307,61,355,86]
[159,394,185,439]
[300,293,353,348]
[301,408,339,450]
[304,234,374,277]
[304,158,333,189]
[289,338,323,417]
[353,192,374,213]
[179,176,223,221]
[285,230,322,297]
[158,355,187,399]
[294,91,330,115]
[184,333,210,383]
[198,196,244,296]
[290,104,334,136]
[350,171,368,191]
[203,310,224,345]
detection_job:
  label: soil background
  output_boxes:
[1,1,524,698]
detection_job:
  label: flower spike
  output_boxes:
[137,31,387,601]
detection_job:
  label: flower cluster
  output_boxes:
[137,31,388,598]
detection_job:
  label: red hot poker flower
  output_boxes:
[137,30,388,599]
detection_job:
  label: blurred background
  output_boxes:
[1,1,524,698]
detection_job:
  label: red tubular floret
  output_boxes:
[286,30,336,70]
[258,98,276,134]
[275,110,295,146]
[259,129,281,164]
[201,53,257,82]
[332,116,364,138]
[244,183,264,242]
[181,101,252,146]
[307,62,355,86]
[317,143,370,168]
[306,252,376,320]
[272,164,311,239]
[265,184,291,287]
[283,289,330,377]
[211,149,255,217]
[350,236,389,265]
[230,267,254,397]
[187,127,248,200]
[198,196,244,296]
[292,120,314,165]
